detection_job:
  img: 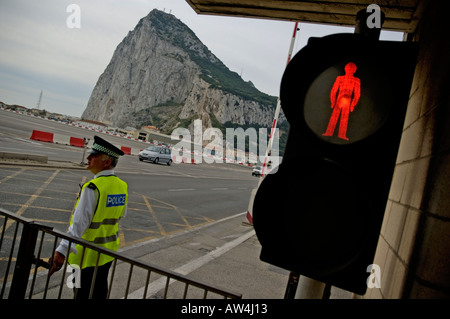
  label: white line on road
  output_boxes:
[118,212,246,252]
[126,228,255,299]
[15,137,42,145]
[167,188,196,192]
[0,146,57,155]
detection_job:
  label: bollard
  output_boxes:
[80,138,90,165]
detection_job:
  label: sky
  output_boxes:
[0,0,404,118]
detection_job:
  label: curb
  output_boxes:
[0,152,86,170]
[0,151,48,163]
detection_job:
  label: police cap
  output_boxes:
[89,135,124,158]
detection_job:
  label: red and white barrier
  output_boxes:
[30,130,54,143]
[29,130,146,156]
[4,108,255,168]
[53,134,70,145]
[70,137,85,148]
[121,146,131,155]
[28,130,256,168]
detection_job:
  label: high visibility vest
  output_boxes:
[68,175,128,269]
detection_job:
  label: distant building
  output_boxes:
[133,125,160,142]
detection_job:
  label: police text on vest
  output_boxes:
[106,194,126,207]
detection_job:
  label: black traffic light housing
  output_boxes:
[253,33,418,295]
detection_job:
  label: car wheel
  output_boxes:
[153,157,159,164]
[167,159,172,166]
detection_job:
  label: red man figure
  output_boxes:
[322,62,361,141]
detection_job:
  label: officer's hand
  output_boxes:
[49,251,65,276]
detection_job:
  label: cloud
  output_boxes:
[0,0,404,118]
[0,0,140,115]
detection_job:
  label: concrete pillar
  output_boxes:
[294,276,326,299]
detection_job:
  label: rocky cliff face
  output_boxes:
[82,9,284,133]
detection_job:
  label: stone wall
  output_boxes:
[364,0,450,299]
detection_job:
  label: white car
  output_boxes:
[252,166,262,176]
[139,146,172,165]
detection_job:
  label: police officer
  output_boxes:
[49,135,128,299]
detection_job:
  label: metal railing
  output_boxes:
[0,208,242,299]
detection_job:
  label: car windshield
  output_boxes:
[146,146,161,152]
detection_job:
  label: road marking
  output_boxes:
[167,188,195,192]
[211,187,228,191]
[15,137,41,145]
[142,194,167,236]
[0,168,25,184]
[0,146,57,155]
[119,212,244,252]
[4,169,60,231]
[125,228,255,299]
[144,195,191,229]
[16,170,60,214]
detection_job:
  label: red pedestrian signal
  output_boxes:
[253,33,418,294]
[322,62,361,141]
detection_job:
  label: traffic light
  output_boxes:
[253,33,418,295]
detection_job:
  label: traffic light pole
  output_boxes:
[259,21,299,179]
[289,8,385,299]
[284,272,331,299]
[244,21,299,226]
[295,276,326,299]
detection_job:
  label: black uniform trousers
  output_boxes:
[74,261,112,299]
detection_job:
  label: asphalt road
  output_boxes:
[0,108,172,159]
[0,109,355,300]
[0,108,259,248]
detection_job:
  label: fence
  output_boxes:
[0,208,242,299]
